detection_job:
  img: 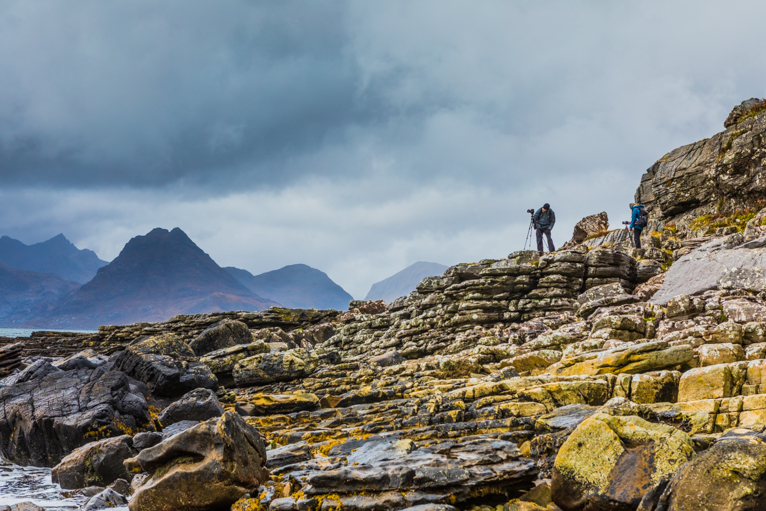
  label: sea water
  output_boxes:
[0,461,84,509]
[0,328,98,338]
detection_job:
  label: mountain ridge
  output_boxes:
[26,227,278,328]
[225,263,353,310]
[0,262,80,326]
[0,234,108,284]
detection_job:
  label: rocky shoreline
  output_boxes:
[5,100,766,510]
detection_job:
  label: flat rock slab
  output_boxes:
[304,437,537,501]
[652,235,766,305]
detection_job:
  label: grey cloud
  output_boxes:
[4,0,764,192]
[4,1,766,295]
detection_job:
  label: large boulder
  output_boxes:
[51,435,135,489]
[551,412,694,511]
[188,320,252,356]
[651,436,766,510]
[570,212,609,244]
[157,388,224,427]
[0,369,150,467]
[232,348,319,387]
[128,411,269,511]
[113,334,217,397]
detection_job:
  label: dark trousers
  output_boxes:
[633,228,642,249]
[536,228,555,252]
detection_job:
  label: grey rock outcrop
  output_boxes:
[113,333,217,397]
[634,99,766,234]
[0,369,150,466]
[651,234,766,304]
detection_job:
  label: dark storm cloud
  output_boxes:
[1,0,763,192]
[0,0,366,187]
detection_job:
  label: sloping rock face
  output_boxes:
[635,99,766,231]
[651,234,766,304]
[128,412,268,511]
[0,369,150,467]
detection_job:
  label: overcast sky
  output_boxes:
[1,1,764,298]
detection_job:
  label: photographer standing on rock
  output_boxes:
[629,203,648,249]
[533,203,556,253]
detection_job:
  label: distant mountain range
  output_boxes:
[226,264,353,311]
[365,261,448,303]
[24,228,278,329]
[0,229,360,329]
[0,263,80,326]
[0,234,108,283]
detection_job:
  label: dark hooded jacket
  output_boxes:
[533,207,556,230]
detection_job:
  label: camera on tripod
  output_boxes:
[526,209,535,214]
[621,221,630,225]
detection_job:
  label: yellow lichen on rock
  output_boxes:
[553,415,624,493]
[552,411,695,509]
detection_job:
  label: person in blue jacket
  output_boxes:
[629,203,648,249]
[533,203,556,253]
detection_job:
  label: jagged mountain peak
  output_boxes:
[28,227,278,328]
[0,233,107,284]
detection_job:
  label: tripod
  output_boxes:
[524,216,536,251]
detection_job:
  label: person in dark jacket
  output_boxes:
[629,203,646,249]
[533,203,556,253]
